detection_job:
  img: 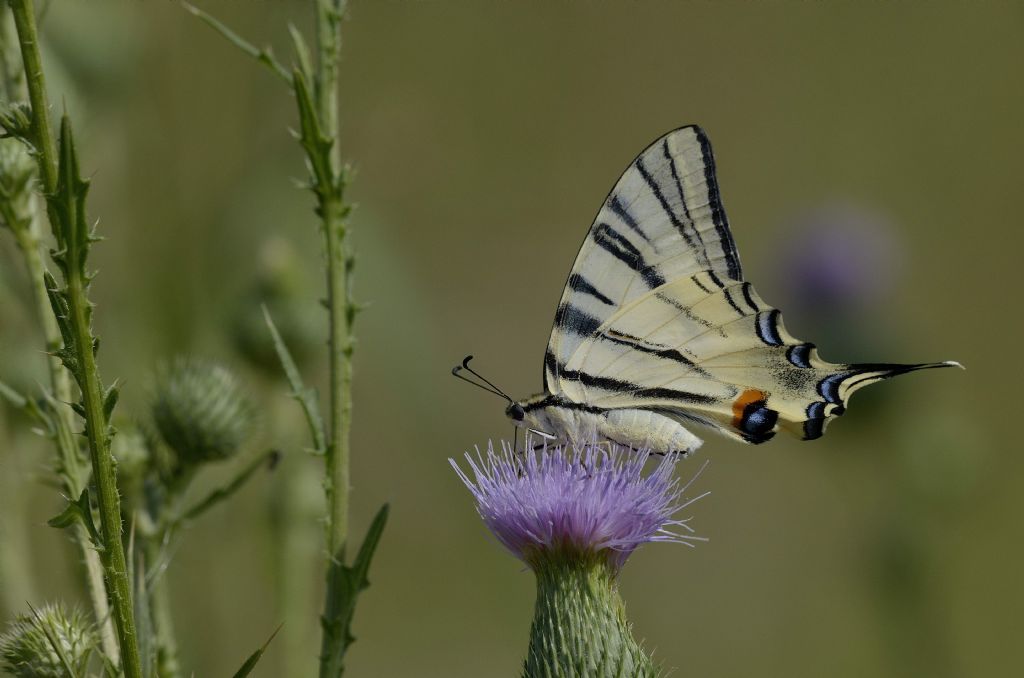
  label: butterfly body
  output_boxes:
[504,125,959,455]
[511,393,704,454]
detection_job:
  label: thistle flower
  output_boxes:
[0,603,96,678]
[779,202,901,314]
[452,441,707,678]
[151,357,256,467]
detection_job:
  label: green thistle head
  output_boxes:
[231,237,322,375]
[0,603,96,678]
[151,357,256,467]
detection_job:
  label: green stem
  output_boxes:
[317,0,348,559]
[64,226,142,678]
[7,2,141,676]
[315,0,342,168]
[145,538,181,678]
[313,1,354,677]
[323,199,350,552]
[524,554,657,678]
[5,0,53,186]
[0,5,117,663]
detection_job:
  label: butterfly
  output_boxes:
[455,125,960,455]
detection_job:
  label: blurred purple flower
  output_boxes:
[451,441,707,571]
[780,202,903,312]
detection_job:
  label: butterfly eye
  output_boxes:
[507,403,525,421]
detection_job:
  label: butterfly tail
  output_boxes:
[829,360,963,405]
[782,359,963,441]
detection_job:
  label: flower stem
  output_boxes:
[311,1,356,676]
[317,0,349,559]
[525,554,657,678]
[0,5,117,663]
[8,1,141,676]
[58,142,142,678]
[145,538,181,678]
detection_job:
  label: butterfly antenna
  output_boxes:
[452,355,513,403]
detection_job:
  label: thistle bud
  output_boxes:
[0,603,96,678]
[151,357,255,467]
[231,238,321,375]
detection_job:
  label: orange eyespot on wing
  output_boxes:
[731,388,766,428]
[731,388,778,444]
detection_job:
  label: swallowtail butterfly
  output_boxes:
[456,126,960,454]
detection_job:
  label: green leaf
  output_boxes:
[54,115,92,273]
[48,488,104,551]
[178,449,279,524]
[231,625,282,678]
[350,503,389,595]
[287,23,314,82]
[181,1,291,84]
[43,271,77,364]
[102,381,119,419]
[0,101,34,144]
[0,379,28,410]
[320,504,389,673]
[262,305,327,454]
[292,69,335,193]
[0,379,50,431]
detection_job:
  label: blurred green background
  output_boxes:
[1,1,1021,676]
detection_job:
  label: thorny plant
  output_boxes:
[183,0,389,676]
[0,0,385,676]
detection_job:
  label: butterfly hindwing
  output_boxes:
[545,126,743,394]
[559,274,953,443]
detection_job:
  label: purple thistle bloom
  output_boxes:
[451,440,707,571]
[779,202,902,313]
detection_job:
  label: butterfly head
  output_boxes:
[505,394,564,443]
[452,356,561,441]
[504,398,544,431]
[505,402,526,422]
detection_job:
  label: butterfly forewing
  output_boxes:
[545,126,743,394]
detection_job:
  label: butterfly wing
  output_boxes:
[544,125,743,394]
[559,273,956,442]
[546,125,958,443]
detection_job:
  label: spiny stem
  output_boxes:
[312,2,355,676]
[8,1,141,676]
[0,5,117,662]
[59,130,142,678]
[315,0,342,173]
[317,0,348,557]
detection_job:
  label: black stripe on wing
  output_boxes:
[694,126,742,280]
[592,223,666,289]
[786,343,816,369]
[607,195,651,244]
[553,304,602,337]
[801,360,959,440]
[803,401,828,440]
[602,330,712,378]
[755,310,784,346]
[567,273,614,306]
[635,155,711,270]
[557,365,719,406]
